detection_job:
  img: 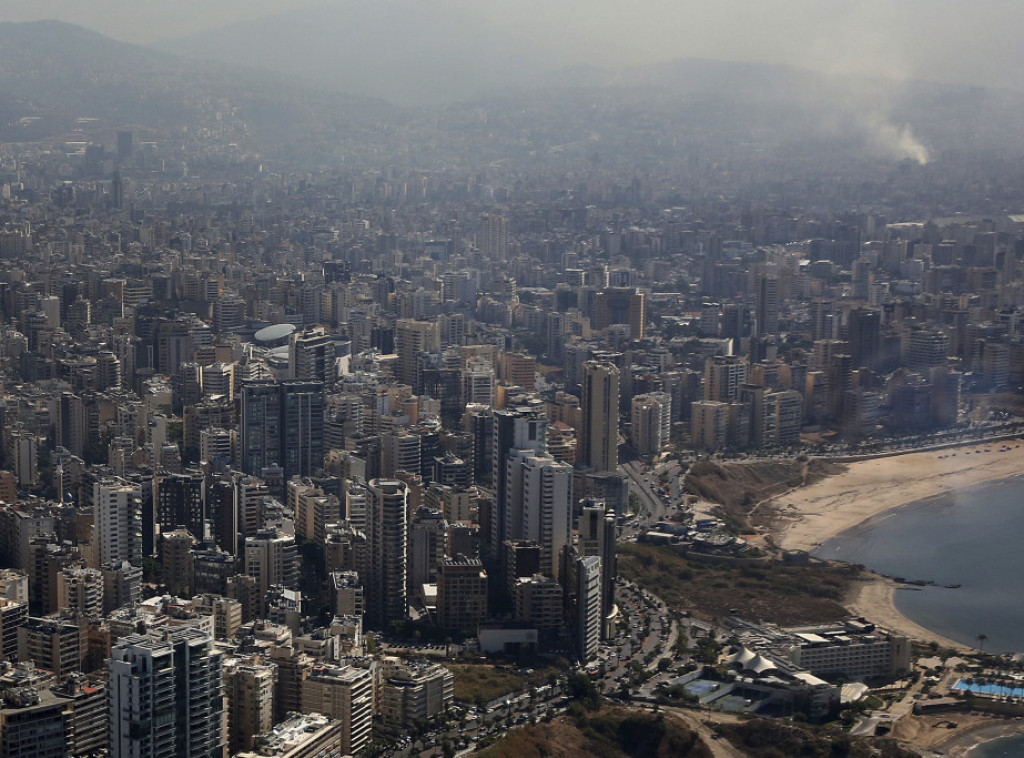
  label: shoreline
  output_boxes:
[771,443,1024,555]
[768,442,1024,649]
[934,720,1024,757]
[843,574,968,651]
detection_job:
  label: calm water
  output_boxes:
[970,735,1024,757]
[814,475,1024,653]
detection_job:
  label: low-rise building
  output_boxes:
[380,659,454,726]
[236,713,344,758]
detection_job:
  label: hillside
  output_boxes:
[476,707,711,758]
[716,718,919,758]
[684,459,846,531]
[0,20,394,152]
[617,543,857,626]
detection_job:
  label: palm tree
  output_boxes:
[977,633,988,654]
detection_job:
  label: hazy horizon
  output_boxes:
[2,0,1023,93]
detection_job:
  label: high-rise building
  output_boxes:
[756,274,779,335]
[435,555,487,632]
[408,507,447,594]
[395,319,440,391]
[592,287,645,339]
[906,327,950,373]
[722,302,751,343]
[330,571,364,618]
[53,675,107,758]
[503,540,541,599]
[381,432,421,479]
[365,479,408,628]
[0,569,29,603]
[770,390,804,447]
[514,574,563,629]
[160,529,197,596]
[847,307,880,370]
[809,300,835,342]
[578,500,617,639]
[579,361,619,474]
[108,627,225,758]
[281,382,326,481]
[56,393,87,459]
[212,296,245,336]
[0,598,27,660]
[576,555,602,662]
[240,382,282,476]
[300,665,373,756]
[704,355,748,402]
[0,687,73,758]
[18,616,81,681]
[690,400,729,452]
[154,471,205,540]
[102,560,143,613]
[224,658,277,754]
[245,527,299,599]
[241,381,325,481]
[200,361,235,401]
[56,566,104,618]
[497,352,536,390]
[380,660,454,727]
[630,392,671,456]
[490,405,547,557]
[94,479,142,566]
[479,214,509,261]
[289,327,336,385]
[738,383,769,449]
[505,451,572,578]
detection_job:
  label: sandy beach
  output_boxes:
[844,575,968,651]
[771,444,1024,554]
[768,442,1024,648]
[895,712,1024,756]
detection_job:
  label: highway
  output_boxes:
[620,459,669,526]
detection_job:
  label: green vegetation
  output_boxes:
[566,672,601,710]
[715,718,919,758]
[693,633,723,664]
[476,707,711,758]
[450,664,526,707]
[450,663,562,708]
[618,543,859,625]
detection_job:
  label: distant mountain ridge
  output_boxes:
[0,19,395,150]
[151,3,843,106]
[1,19,1024,169]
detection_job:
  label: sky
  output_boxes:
[1,0,1021,91]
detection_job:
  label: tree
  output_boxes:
[566,672,601,710]
[977,633,988,654]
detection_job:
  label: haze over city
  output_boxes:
[0,1,1020,757]
[3,0,1024,93]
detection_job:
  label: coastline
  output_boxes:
[768,443,1024,649]
[897,714,1024,756]
[933,720,1024,757]
[843,575,968,651]
[771,444,1024,554]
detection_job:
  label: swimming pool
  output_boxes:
[952,678,1024,698]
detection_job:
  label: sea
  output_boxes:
[813,474,1024,754]
[970,735,1024,757]
[814,474,1024,654]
